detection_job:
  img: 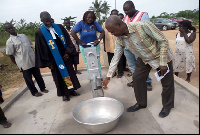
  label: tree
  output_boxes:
[101,1,110,19]
[151,15,156,19]
[158,12,170,18]
[61,16,77,27]
[89,0,110,25]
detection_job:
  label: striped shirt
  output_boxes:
[107,21,173,77]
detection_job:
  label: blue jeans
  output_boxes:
[124,48,152,84]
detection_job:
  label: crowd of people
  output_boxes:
[0,0,197,129]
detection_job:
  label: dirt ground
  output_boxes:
[2,29,199,100]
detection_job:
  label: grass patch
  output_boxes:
[0,52,24,92]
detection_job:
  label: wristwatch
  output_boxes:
[98,39,101,42]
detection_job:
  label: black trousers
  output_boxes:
[21,67,46,95]
[132,58,175,109]
[107,52,126,75]
[0,107,7,123]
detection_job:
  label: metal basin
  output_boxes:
[73,97,124,133]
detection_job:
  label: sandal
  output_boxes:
[124,68,130,72]
[0,121,12,128]
[127,72,132,77]
[185,79,190,83]
[76,71,82,74]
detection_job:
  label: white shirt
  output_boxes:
[6,34,35,70]
[47,26,58,39]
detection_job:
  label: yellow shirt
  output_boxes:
[102,22,116,53]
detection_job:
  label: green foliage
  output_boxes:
[0,53,22,91]
[61,16,77,27]
[15,19,42,36]
[0,23,9,47]
[151,8,199,26]
[0,19,42,47]
[89,0,111,25]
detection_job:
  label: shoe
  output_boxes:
[159,108,171,118]
[117,74,123,78]
[76,71,82,74]
[62,95,70,101]
[147,83,152,91]
[41,89,49,93]
[0,120,12,128]
[34,92,43,97]
[112,72,117,78]
[124,68,130,72]
[70,91,80,96]
[127,72,132,77]
[127,103,147,112]
[127,81,134,87]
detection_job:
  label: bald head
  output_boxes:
[40,11,51,20]
[105,15,123,28]
[105,15,128,36]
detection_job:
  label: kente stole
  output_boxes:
[40,23,73,88]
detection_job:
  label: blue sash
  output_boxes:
[40,23,73,88]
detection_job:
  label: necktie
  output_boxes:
[49,27,58,39]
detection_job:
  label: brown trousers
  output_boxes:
[132,57,175,109]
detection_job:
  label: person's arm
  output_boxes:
[6,41,16,64]
[94,30,105,45]
[9,55,16,64]
[143,22,169,75]
[103,34,106,52]
[179,28,196,44]
[102,41,124,89]
[71,30,87,46]
[35,31,55,69]
[71,22,87,46]
[93,21,105,45]
[102,22,106,52]
[58,24,76,61]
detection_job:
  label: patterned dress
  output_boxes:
[173,33,196,73]
[66,29,79,52]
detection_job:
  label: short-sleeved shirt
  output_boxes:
[6,34,35,70]
[72,20,103,47]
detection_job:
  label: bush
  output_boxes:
[0,20,41,48]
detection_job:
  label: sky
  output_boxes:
[0,0,199,25]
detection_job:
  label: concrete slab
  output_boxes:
[0,68,199,134]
